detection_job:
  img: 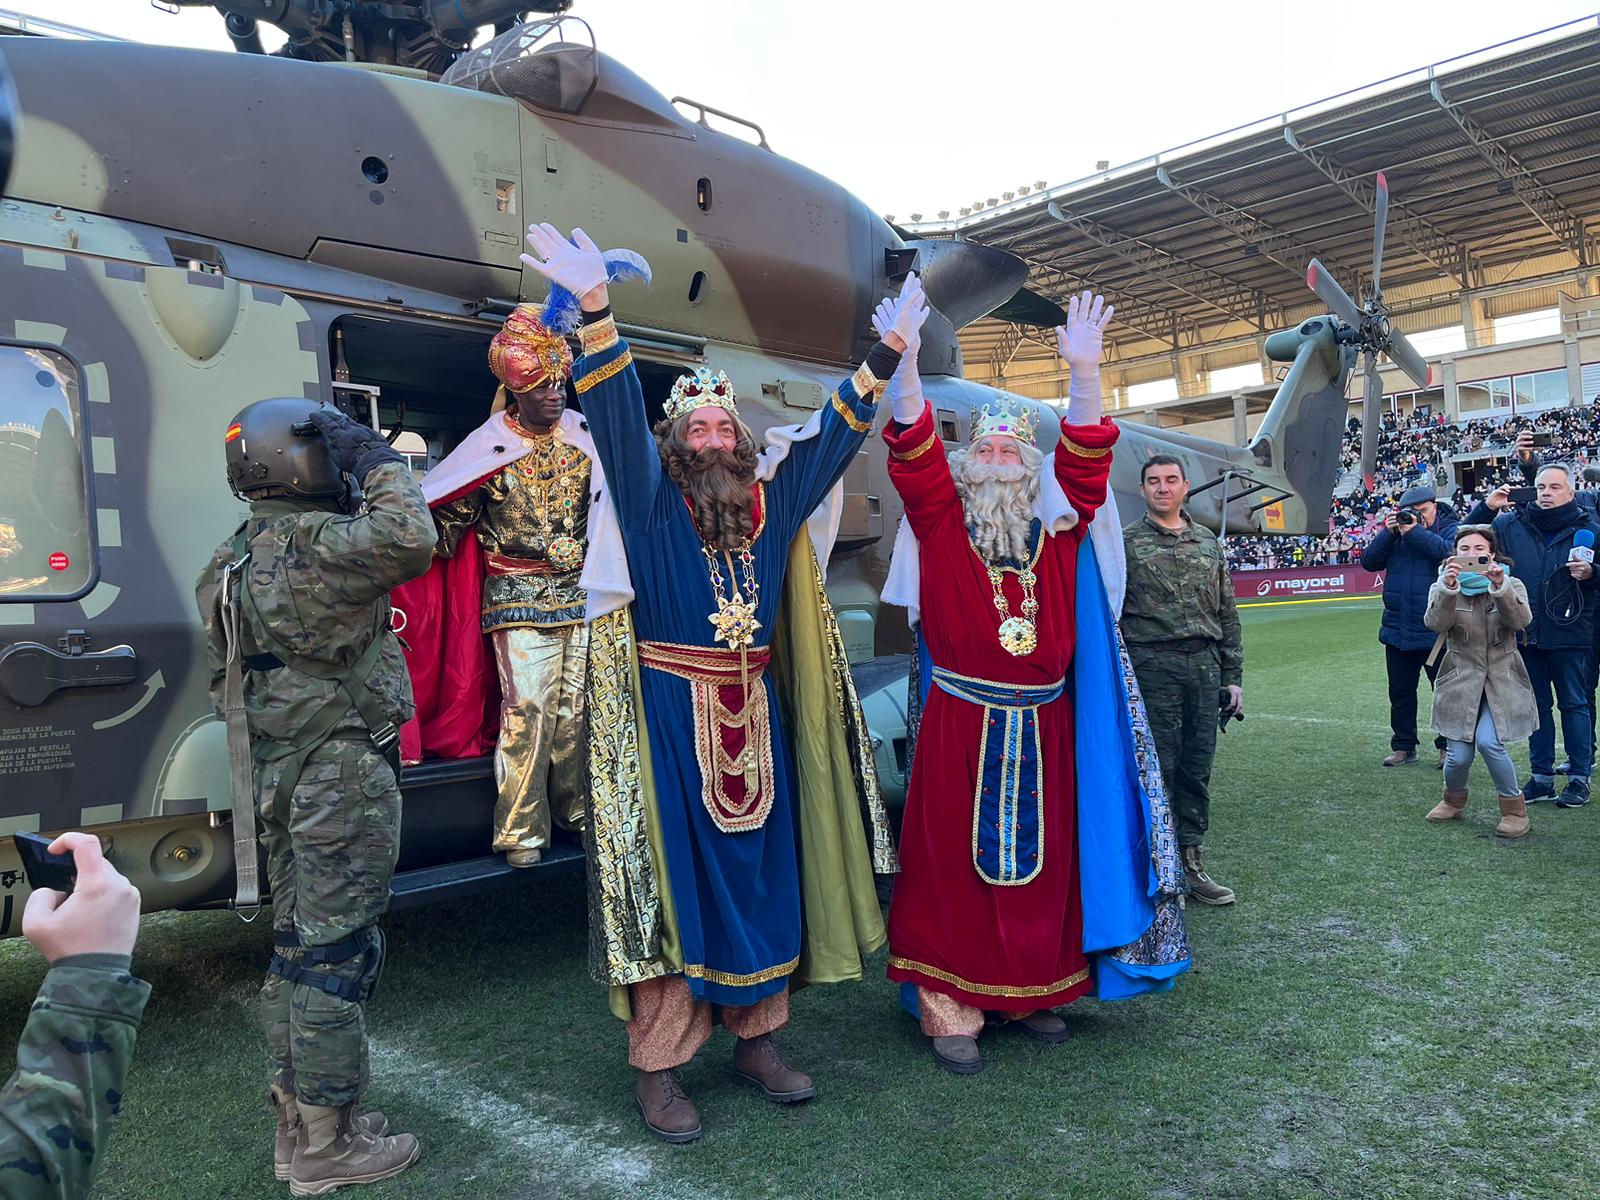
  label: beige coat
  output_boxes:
[1424,575,1537,742]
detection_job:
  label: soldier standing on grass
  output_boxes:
[196,401,435,1195]
[1122,456,1244,906]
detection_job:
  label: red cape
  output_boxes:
[393,517,501,765]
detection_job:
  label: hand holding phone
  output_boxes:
[19,833,141,963]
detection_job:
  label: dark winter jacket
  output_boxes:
[1475,503,1600,650]
[1360,506,1460,652]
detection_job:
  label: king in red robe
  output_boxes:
[879,290,1187,1074]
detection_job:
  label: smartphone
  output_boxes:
[13,831,76,894]
[1508,486,1537,507]
[1529,431,1554,448]
[1446,554,1491,571]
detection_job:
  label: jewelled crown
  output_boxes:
[970,403,1038,447]
[666,367,740,422]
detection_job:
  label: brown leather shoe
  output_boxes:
[730,1034,816,1102]
[1013,1010,1071,1044]
[1426,790,1469,823]
[930,1035,983,1074]
[634,1069,702,1144]
[1495,792,1530,839]
[1383,750,1418,767]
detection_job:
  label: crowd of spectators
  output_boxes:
[1226,402,1600,573]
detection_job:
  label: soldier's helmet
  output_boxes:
[224,398,346,502]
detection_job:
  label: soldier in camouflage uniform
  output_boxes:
[196,400,434,1195]
[0,832,148,1200]
[1122,454,1244,906]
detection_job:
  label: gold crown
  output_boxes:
[666,367,740,422]
[970,404,1037,447]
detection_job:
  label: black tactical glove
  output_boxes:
[305,408,403,484]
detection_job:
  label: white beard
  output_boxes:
[951,457,1040,564]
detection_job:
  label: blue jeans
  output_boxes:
[1522,646,1593,778]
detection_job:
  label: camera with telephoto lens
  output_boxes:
[1397,507,1420,528]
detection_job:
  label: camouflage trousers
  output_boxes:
[257,736,402,1108]
[1129,639,1222,849]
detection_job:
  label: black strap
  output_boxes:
[267,954,366,1002]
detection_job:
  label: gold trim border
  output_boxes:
[1060,436,1111,459]
[889,956,1089,999]
[831,389,871,433]
[580,315,620,354]
[574,349,633,395]
[892,431,937,462]
[682,955,799,988]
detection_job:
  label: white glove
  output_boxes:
[1055,290,1114,424]
[520,223,607,298]
[872,274,927,425]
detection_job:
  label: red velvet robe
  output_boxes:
[883,406,1119,1011]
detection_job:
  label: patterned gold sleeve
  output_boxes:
[580,313,620,355]
[431,485,486,559]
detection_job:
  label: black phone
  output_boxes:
[1508,486,1537,507]
[1529,431,1554,448]
[13,831,76,894]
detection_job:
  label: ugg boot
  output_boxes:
[1426,790,1469,823]
[290,1103,419,1196]
[634,1069,702,1144]
[730,1034,816,1102]
[1495,792,1530,839]
[270,1088,389,1182]
[1181,846,1236,906]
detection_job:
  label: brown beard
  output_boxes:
[656,415,760,551]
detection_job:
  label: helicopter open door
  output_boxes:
[0,250,322,870]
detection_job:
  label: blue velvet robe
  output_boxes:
[575,329,881,1006]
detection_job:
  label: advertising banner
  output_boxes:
[1233,565,1384,603]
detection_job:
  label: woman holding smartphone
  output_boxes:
[1423,525,1537,837]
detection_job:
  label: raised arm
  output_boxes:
[1052,291,1120,524]
[522,222,667,530]
[884,404,961,542]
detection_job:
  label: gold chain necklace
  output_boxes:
[512,424,584,572]
[702,542,761,650]
[986,562,1040,657]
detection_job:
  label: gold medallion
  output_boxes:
[548,535,584,572]
[709,596,761,650]
[997,616,1038,658]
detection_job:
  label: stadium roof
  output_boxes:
[904,14,1600,382]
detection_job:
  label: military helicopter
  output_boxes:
[0,3,1354,927]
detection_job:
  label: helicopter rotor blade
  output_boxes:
[1361,351,1382,486]
[1371,170,1388,301]
[1385,328,1433,391]
[1306,258,1364,329]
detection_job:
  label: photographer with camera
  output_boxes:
[1470,463,1600,807]
[1423,527,1536,837]
[1360,485,1458,767]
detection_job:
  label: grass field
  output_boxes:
[5,600,1600,1200]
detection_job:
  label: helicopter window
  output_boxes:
[361,156,390,186]
[936,409,959,442]
[0,346,95,601]
[688,271,707,304]
[697,177,713,212]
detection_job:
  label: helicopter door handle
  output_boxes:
[0,638,139,708]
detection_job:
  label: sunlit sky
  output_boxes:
[27,1,1600,217]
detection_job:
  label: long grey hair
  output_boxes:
[948,442,1044,563]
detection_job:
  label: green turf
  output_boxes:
[5,598,1599,1199]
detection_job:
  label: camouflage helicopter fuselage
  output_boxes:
[0,28,1348,928]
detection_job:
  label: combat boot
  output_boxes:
[290,1103,419,1196]
[270,1089,389,1182]
[1426,790,1469,823]
[1181,846,1236,906]
[730,1034,816,1102]
[634,1069,702,1144]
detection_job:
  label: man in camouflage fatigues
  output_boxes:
[1122,454,1244,906]
[196,400,434,1195]
[0,833,149,1200]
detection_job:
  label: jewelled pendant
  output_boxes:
[709,597,761,649]
[548,535,584,571]
[997,616,1038,657]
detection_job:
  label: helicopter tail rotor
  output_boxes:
[1371,171,1389,301]
[1360,351,1383,487]
[1306,258,1364,328]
